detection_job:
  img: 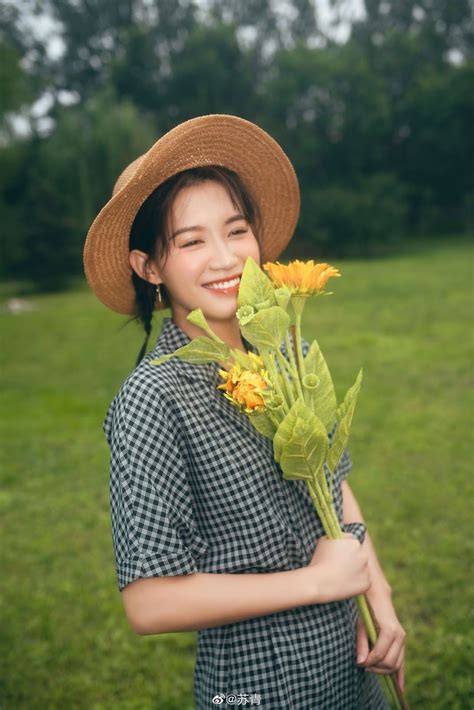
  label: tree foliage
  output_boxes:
[0,0,472,288]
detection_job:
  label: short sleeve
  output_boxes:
[104,377,208,591]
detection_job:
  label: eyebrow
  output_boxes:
[170,214,247,241]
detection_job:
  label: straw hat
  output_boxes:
[83,114,300,314]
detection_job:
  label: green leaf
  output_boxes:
[248,411,277,439]
[150,337,231,366]
[273,399,328,480]
[240,306,290,350]
[327,368,363,476]
[303,339,338,428]
[186,308,225,343]
[237,256,276,309]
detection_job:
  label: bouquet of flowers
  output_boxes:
[151,257,407,710]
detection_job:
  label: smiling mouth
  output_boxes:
[202,275,241,290]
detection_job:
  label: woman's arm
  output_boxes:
[123,567,314,634]
[341,480,407,690]
[121,534,372,635]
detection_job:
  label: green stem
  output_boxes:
[261,348,289,414]
[355,594,378,646]
[307,480,341,539]
[282,333,305,402]
[382,676,404,710]
[306,484,404,709]
[306,482,330,533]
[318,464,332,505]
[294,310,306,381]
[275,350,298,404]
[275,350,296,407]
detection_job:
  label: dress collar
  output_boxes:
[150,316,257,385]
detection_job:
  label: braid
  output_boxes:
[132,271,156,367]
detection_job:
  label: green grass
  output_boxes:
[1,235,473,709]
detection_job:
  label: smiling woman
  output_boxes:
[129,176,261,357]
[82,115,395,710]
[128,165,262,363]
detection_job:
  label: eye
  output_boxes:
[181,239,202,248]
[229,228,248,236]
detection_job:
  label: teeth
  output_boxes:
[205,277,240,290]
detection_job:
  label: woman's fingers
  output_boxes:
[356,616,369,665]
[396,654,405,692]
[363,625,406,674]
[364,627,393,667]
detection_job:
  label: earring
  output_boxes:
[156,283,162,304]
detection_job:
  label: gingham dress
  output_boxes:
[103,316,389,709]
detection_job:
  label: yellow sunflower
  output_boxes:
[218,362,268,413]
[263,259,340,295]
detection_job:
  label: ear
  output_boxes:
[129,249,162,285]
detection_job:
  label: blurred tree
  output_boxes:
[0,39,32,145]
[0,41,31,118]
[207,0,319,51]
[0,1,49,104]
[3,0,198,106]
[293,173,407,257]
[109,22,164,113]
[259,41,409,255]
[0,33,33,280]
[262,42,391,184]
[396,61,474,231]
[0,139,30,279]
[0,90,157,288]
[1,0,473,287]
[351,0,473,61]
[346,1,473,232]
[161,22,257,127]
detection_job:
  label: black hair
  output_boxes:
[125,165,262,367]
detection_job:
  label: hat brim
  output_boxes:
[83,114,300,315]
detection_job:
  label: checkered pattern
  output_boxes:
[104,317,389,709]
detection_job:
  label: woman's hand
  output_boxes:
[338,482,406,690]
[308,534,372,603]
[356,588,406,691]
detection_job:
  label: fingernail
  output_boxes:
[357,654,365,664]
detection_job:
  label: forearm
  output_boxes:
[123,566,315,635]
[341,481,392,598]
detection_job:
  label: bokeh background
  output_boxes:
[1,1,473,708]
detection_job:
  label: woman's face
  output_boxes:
[154,180,261,328]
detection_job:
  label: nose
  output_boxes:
[208,234,240,271]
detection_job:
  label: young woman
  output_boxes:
[83,115,405,709]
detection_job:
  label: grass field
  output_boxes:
[1,236,473,709]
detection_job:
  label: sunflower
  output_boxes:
[218,362,268,413]
[263,259,340,295]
